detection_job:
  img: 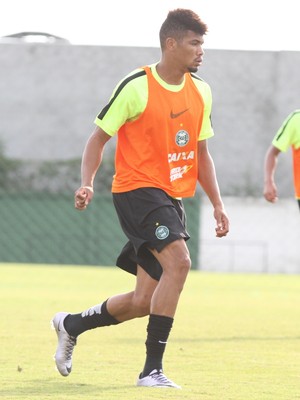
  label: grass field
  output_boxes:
[0,263,300,400]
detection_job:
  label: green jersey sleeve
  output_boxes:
[193,78,214,141]
[94,68,148,136]
[272,110,300,152]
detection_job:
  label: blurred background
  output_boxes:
[0,0,299,273]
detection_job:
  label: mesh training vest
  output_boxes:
[292,147,300,198]
[112,66,205,198]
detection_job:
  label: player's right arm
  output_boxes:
[75,67,147,211]
[74,127,111,210]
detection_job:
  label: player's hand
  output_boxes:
[214,207,229,238]
[74,186,94,210]
[263,182,278,203]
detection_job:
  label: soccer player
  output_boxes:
[52,8,229,388]
[264,110,300,211]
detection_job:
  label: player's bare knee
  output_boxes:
[162,254,191,292]
[177,253,192,276]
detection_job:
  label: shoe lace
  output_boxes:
[151,371,173,386]
[63,335,77,360]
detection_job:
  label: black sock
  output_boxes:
[141,314,174,378]
[64,299,120,337]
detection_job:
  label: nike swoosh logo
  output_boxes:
[170,108,189,119]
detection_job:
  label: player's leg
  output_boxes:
[52,265,157,376]
[149,238,191,317]
[106,266,158,321]
[137,238,190,389]
[113,188,189,388]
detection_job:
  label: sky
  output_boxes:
[1,0,300,51]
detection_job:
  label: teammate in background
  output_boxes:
[264,110,300,211]
[52,9,229,389]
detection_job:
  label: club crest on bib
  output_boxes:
[175,130,189,147]
[155,225,170,240]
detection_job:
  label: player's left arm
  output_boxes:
[197,139,229,237]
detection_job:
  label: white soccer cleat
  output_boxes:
[51,312,77,377]
[136,369,181,389]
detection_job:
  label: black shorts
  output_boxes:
[112,187,190,281]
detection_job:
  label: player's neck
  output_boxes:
[156,61,185,85]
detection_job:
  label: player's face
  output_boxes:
[175,31,205,73]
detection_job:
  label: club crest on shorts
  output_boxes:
[175,130,189,147]
[155,225,170,240]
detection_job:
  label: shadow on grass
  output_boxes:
[174,335,300,342]
[121,335,300,344]
[0,379,134,397]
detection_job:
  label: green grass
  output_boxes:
[0,263,300,400]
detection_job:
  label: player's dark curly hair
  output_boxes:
[159,9,208,48]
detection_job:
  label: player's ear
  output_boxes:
[165,37,177,51]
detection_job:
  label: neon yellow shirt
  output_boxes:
[94,63,214,141]
[272,110,300,199]
[272,110,300,152]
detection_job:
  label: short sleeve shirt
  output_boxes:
[94,63,214,141]
[272,110,300,152]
